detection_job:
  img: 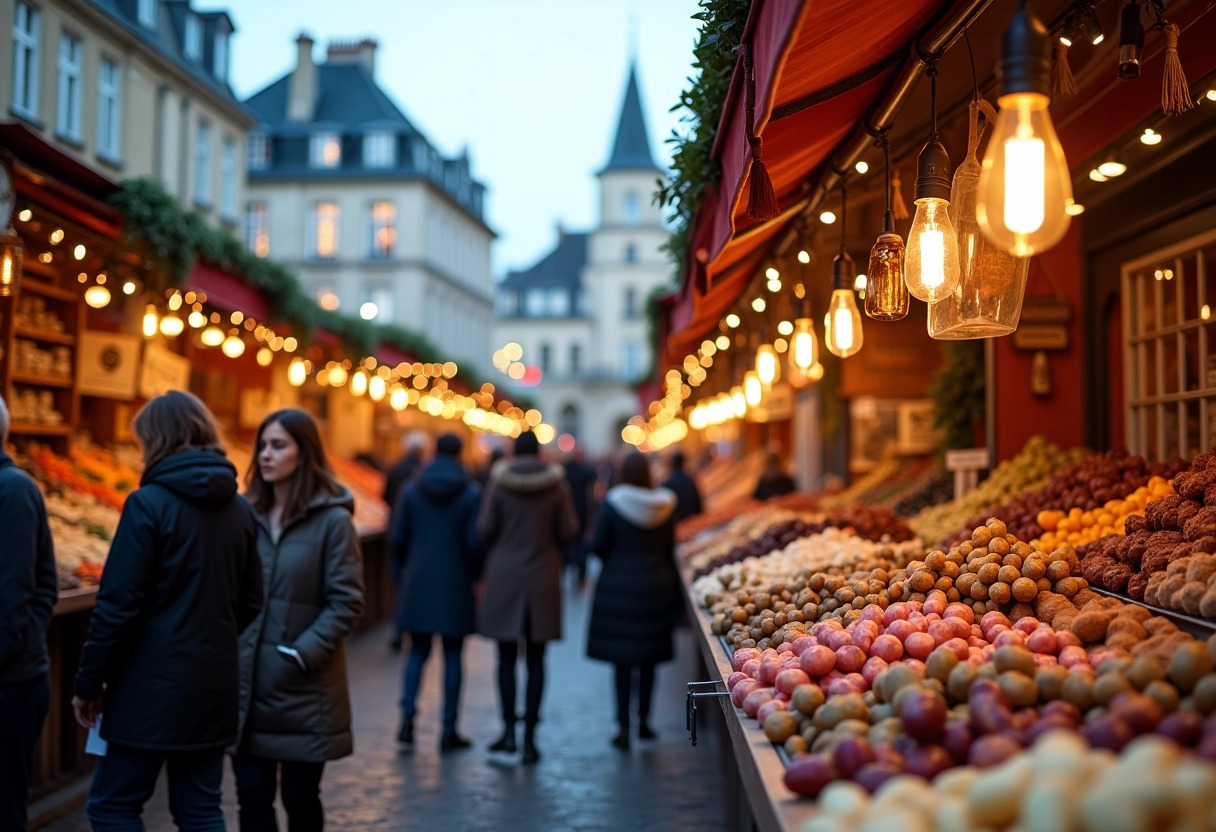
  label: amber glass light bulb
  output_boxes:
[865,218,909,320]
[787,317,819,388]
[743,371,763,407]
[755,342,780,388]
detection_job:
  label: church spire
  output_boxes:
[601,62,658,173]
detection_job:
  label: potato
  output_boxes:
[1169,643,1214,692]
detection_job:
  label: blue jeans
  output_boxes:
[87,744,225,831]
[400,633,464,733]
[0,675,50,831]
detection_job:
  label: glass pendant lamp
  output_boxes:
[865,135,910,320]
[824,182,864,358]
[755,327,780,389]
[976,1,1072,257]
[787,286,821,388]
[905,66,962,303]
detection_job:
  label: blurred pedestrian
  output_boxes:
[472,447,505,488]
[562,444,597,588]
[0,395,57,832]
[384,431,427,651]
[753,451,797,500]
[391,433,482,752]
[73,391,263,831]
[234,408,364,832]
[661,450,703,525]
[478,431,578,764]
[587,452,679,750]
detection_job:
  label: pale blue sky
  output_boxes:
[223,0,700,277]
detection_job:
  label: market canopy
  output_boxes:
[664,0,947,362]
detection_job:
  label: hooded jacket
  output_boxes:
[476,457,579,643]
[74,449,263,751]
[587,485,680,666]
[0,449,57,688]
[236,485,364,763]
[390,455,482,636]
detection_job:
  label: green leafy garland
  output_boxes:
[928,340,987,451]
[655,0,753,273]
[108,178,489,387]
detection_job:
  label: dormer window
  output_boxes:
[363,132,395,168]
[214,31,229,82]
[310,132,341,168]
[183,14,202,61]
[138,0,156,28]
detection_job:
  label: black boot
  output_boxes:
[397,720,414,750]
[489,723,516,753]
[611,724,630,751]
[522,723,540,764]
[638,723,657,740]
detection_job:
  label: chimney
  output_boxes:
[287,32,316,122]
[326,38,377,76]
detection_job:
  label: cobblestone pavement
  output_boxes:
[41,580,729,831]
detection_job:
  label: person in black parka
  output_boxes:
[73,391,263,832]
[391,433,482,752]
[587,452,679,751]
[752,450,797,501]
[661,451,703,525]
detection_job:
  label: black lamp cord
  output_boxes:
[927,62,940,142]
[878,131,894,233]
[839,181,848,255]
[964,29,979,103]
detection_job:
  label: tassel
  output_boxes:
[1051,40,1078,99]
[740,44,778,222]
[1161,23,1194,116]
[891,168,909,220]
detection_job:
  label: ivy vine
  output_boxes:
[928,340,987,451]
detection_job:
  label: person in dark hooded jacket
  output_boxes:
[233,408,364,832]
[72,390,263,832]
[390,433,482,752]
[587,452,679,750]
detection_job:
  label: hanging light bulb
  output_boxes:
[288,358,308,386]
[755,339,779,388]
[906,67,962,300]
[201,325,225,347]
[731,386,747,418]
[221,331,246,358]
[159,314,184,337]
[743,371,763,407]
[256,347,274,366]
[142,305,159,338]
[824,181,864,358]
[976,4,1072,258]
[188,310,207,329]
[390,385,408,410]
[84,284,111,308]
[369,374,387,401]
[865,136,909,320]
[787,305,820,389]
[351,369,369,396]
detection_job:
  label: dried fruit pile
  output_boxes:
[1034,475,1174,550]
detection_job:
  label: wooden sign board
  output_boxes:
[1013,299,1072,351]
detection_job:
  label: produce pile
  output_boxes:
[691,506,914,580]
[908,438,1087,546]
[893,470,955,518]
[677,491,820,543]
[819,458,904,510]
[1035,476,1174,551]
[944,451,1185,548]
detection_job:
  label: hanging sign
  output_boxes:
[139,342,191,398]
[1013,299,1072,351]
[78,331,139,399]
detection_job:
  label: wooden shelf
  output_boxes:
[12,372,73,388]
[19,280,79,303]
[8,423,72,436]
[14,327,75,345]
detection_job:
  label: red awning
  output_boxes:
[665,0,944,362]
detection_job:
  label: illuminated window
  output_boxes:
[57,32,83,141]
[363,132,396,168]
[310,132,341,168]
[366,201,396,259]
[244,202,269,257]
[310,202,339,260]
[247,134,270,170]
[12,3,40,118]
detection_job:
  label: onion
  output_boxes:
[783,753,838,797]
[1083,714,1134,751]
[1109,691,1163,734]
[905,744,953,781]
[1157,711,1203,747]
[943,721,974,763]
[775,668,812,695]
[1041,700,1082,725]
[969,733,1022,767]
[855,762,905,794]
[1022,715,1077,745]
[832,735,877,779]
[800,645,837,677]
[900,688,949,741]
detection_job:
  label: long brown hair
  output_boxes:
[619,452,652,489]
[132,390,224,470]
[244,408,340,522]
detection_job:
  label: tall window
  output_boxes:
[310,133,341,168]
[193,120,211,205]
[12,3,40,119]
[363,132,396,168]
[213,31,228,82]
[623,286,638,320]
[57,32,83,141]
[560,403,580,437]
[569,343,581,376]
[244,202,269,257]
[540,343,552,373]
[366,201,396,259]
[624,243,637,264]
[137,0,156,28]
[97,57,121,161]
[247,134,270,170]
[219,136,237,221]
[525,289,547,317]
[183,14,201,61]
[622,191,641,223]
[496,290,517,317]
[620,340,641,380]
[310,202,339,260]
[548,288,570,316]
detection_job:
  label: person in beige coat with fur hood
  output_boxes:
[477,430,578,764]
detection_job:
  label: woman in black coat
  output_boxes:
[72,391,263,829]
[390,433,482,752]
[587,452,679,750]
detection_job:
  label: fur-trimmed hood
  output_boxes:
[491,457,565,494]
[606,484,677,529]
